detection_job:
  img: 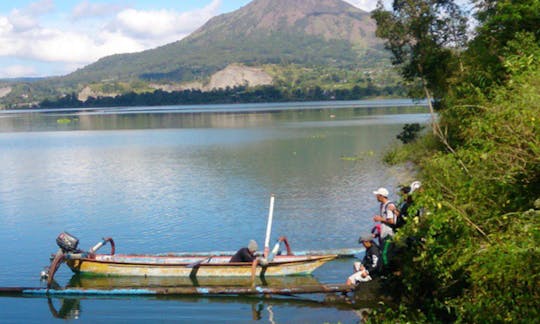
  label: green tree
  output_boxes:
[373,1,540,322]
[468,0,540,90]
[371,0,467,154]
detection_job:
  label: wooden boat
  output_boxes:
[44,197,347,288]
[64,253,337,277]
[45,232,338,287]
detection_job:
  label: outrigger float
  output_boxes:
[1,284,352,297]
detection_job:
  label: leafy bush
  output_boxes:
[397,123,425,144]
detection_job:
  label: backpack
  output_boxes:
[394,212,406,229]
[395,201,409,229]
[384,201,406,230]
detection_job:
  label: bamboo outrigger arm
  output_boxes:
[1,284,353,297]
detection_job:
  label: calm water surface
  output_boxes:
[0,100,428,323]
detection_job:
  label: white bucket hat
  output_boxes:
[410,181,422,193]
[373,187,389,197]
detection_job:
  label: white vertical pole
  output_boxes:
[264,194,275,258]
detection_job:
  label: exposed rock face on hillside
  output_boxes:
[0,87,11,98]
[78,86,95,101]
[206,64,273,90]
[78,86,119,102]
[148,64,273,93]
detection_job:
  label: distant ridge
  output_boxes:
[63,0,384,84]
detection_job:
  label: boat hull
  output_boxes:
[66,254,336,277]
[68,272,323,289]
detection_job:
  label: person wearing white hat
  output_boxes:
[372,187,399,239]
[410,181,421,193]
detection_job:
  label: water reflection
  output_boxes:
[0,102,427,132]
[47,297,81,320]
[38,272,385,321]
[39,273,384,322]
[43,293,378,322]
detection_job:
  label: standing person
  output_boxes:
[394,185,412,230]
[372,187,398,271]
[372,187,398,238]
[230,240,258,262]
[396,181,423,226]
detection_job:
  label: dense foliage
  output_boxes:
[372,0,540,322]
[39,83,404,108]
[396,123,424,144]
[1,63,404,109]
[372,0,467,99]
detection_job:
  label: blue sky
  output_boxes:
[0,0,379,78]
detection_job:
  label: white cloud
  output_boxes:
[0,16,13,35]
[72,1,125,20]
[7,0,55,32]
[0,0,223,76]
[111,0,221,40]
[26,0,55,16]
[344,0,380,12]
[8,9,39,32]
[9,27,146,64]
[114,9,183,38]
[1,65,37,78]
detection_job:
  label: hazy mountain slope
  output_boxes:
[62,0,384,84]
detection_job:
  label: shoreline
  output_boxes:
[0,98,427,115]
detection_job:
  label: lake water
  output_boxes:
[0,100,428,323]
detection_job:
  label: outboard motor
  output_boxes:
[43,232,79,288]
[43,232,115,288]
[56,232,80,253]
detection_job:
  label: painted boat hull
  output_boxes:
[66,254,337,277]
[68,273,323,288]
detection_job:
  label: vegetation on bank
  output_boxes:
[39,83,405,108]
[1,63,404,109]
[371,0,539,322]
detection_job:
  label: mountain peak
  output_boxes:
[190,0,374,44]
[62,0,383,84]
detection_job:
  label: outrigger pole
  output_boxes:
[264,194,275,258]
[0,284,352,297]
[251,194,276,283]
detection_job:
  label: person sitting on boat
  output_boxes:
[230,239,258,263]
[346,235,382,286]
